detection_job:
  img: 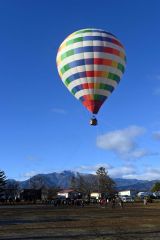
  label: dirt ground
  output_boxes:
[0,202,160,240]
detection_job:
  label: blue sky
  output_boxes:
[0,0,160,180]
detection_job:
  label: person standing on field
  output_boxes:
[144,197,147,205]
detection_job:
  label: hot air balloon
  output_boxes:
[56,28,126,125]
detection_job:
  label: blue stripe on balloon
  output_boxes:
[78,72,87,78]
[79,95,107,102]
[74,46,92,54]
[68,59,94,68]
[66,58,124,74]
[65,72,86,85]
[68,59,85,68]
[85,58,94,64]
[73,46,110,54]
[75,85,83,91]
[65,72,85,85]
[71,84,114,96]
[66,73,80,82]
[71,85,83,94]
[83,36,114,43]
[79,96,85,101]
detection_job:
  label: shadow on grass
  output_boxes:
[1,230,160,240]
[0,217,78,226]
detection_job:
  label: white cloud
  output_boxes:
[125,167,160,181]
[147,74,160,95]
[51,108,67,114]
[109,165,136,178]
[148,74,160,80]
[96,126,149,160]
[75,163,112,173]
[74,163,160,180]
[25,155,39,161]
[74,163,136,178]
[19,171,38,180]
[153,87,160,96]
[153,131,160,140]
[126,149,150,159]
[110,165,160,181]
[155,75,160,80]
[152,75,160,95]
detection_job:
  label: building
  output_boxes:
[20,189,42,201]
[1,188,21,201]
[90,192,101,199]
[118,190,136,197]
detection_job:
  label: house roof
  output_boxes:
[118,190,135,192]
[58,189,77,194]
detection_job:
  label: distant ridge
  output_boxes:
[8,171,158,191]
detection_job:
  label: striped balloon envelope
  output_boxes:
[56,28,126,116]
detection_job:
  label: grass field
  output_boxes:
[0,202,160,240]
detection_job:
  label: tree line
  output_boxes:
[1,168,160,201]
[70,167,116,197]
[0,167,116,199]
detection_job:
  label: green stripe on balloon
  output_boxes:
[99,83,114,91]
[117,63,125,73]
[74,29,94,34]
[64,36,124,49]
[93,94,105,100]
[60,49,74,61]
[71,88,77,95]
[66,37,83,46]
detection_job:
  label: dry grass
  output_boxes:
[0,202,160,239]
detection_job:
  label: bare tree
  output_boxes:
[70,173,98,195]
[5,181,20,200]
[47,187,60,200]
[96,167,116,196]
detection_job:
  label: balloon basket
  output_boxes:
[90,116,98,126]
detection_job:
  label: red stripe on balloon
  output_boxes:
[86,71,106,78]
[93,58,112,65]
[81,83,95,89]
[82,100,104,114]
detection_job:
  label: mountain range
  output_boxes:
[8,171,159,192]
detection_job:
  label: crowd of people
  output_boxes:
[45,196,126,208]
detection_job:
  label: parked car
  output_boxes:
[90,197,98,204]
[121,196,134,202]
